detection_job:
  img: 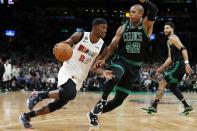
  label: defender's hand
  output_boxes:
[102,70,114,80]
[93,59,105,69]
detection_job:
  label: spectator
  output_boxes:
[0,58,5,91]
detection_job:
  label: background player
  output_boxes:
[141,22,193,115]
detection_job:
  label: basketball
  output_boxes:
[53,42,73,62]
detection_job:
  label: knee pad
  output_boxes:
[59,88,67,101]
[59,79,77,101]
[48,100,66,112]
[48,88,76,112]
[48,79,77,112]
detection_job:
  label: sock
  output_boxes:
[169,87,189,108]
[181,99,189,108]
[152,99,160,108]
[25,110,36,118]
[38,91,49,99]
[101,96,107,101]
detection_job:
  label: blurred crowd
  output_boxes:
[0,58,61,92]
[0,2,197,93]
[0,57,196,93]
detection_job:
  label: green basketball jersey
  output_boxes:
[118,20,149,62]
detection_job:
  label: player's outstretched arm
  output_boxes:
[103,25,124,61]
[140,0,158,37]
[92,25,124,68]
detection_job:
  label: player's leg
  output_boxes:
[87,88,129,127]
[20,78,77,128]
[87,67,134,127]
[27,78,75,110]
[167,61,193,114]
[91,63,126,115]
[103,89,129,113]
[87,63,126,127]
[168,83,193,114]
[102,70,136,113]
[141,79,168,114]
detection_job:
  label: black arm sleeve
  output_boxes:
[143,0,158,21]
[99,44,106,55]
[180,46,186,52]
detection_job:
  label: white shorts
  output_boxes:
[3,73,12,82]
[58,68,83,91]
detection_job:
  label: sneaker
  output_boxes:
[181,106,193,115]
[141,106,157,114]
[19,113,33,129]
[27,91,42,110]
[87,112,99,127]
[92,98,107,115]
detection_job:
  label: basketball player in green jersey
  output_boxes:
[141,22,193,115]
[87,0,158,127]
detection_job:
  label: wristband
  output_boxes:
[185,60,189,64]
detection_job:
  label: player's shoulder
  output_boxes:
[115,25,125,36]
[169,34,178,39]
[73,31,83,36]
[169,34,179,42]
[70,32,84,41]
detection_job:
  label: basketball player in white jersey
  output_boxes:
[3,59,12,89]
[19,18,112,129]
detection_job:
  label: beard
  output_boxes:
[165,31,172,37]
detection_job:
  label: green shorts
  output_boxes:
[109,57,141,94]
[164,61,185,84]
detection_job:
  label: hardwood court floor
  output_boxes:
[0,91,197,131]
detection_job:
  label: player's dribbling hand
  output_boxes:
[102,70,114,80]
[185,64,193,76]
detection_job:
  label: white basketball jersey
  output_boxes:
[58,32,104,88]
[3,63,12,81]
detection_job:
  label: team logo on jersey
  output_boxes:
[126,26,130,31]
[84,36,88,40]
[123,32,142,42]
[78,44,98,64]
[78,44,97,58]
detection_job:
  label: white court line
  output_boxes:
[0,111,196,128]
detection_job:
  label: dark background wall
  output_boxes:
[0,0,196,64]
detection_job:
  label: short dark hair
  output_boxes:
[165,21,175,29]
[92,18,108,26]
